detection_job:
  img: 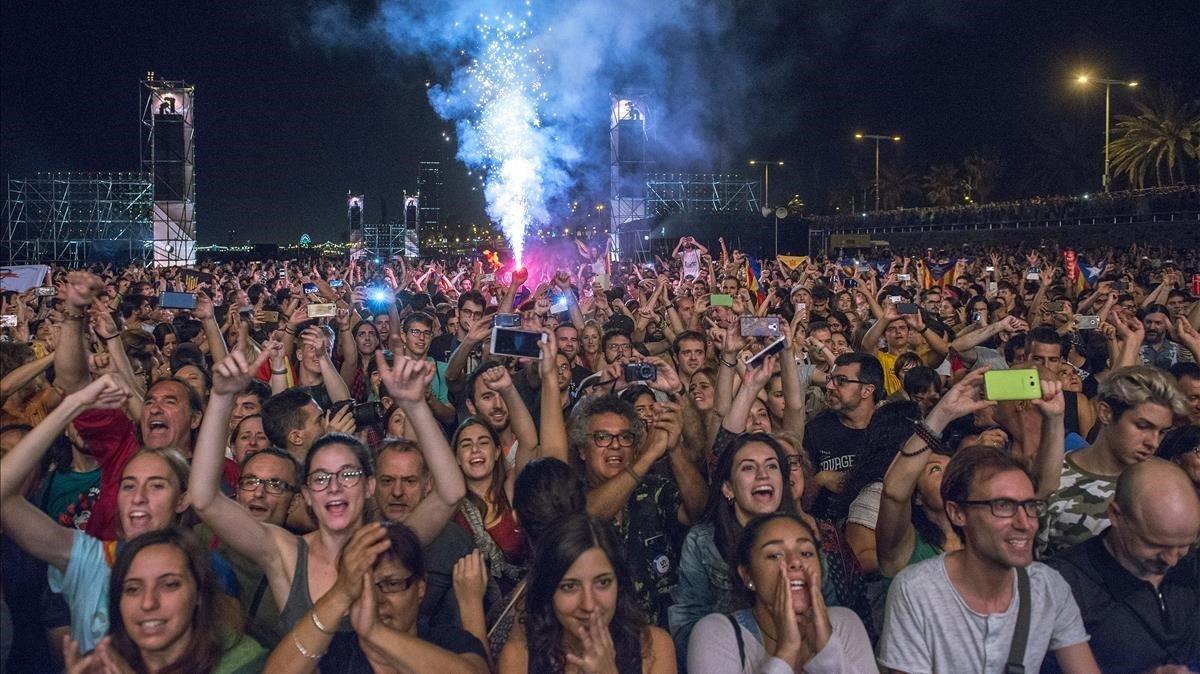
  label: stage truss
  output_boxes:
[3,173,153,266]
[645,172,761,216]
[363,194,419,258]
[141,75,196,267]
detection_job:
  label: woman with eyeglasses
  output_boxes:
[499,514,676,673]
[687,513,875,674]
[266,521,489,673]
[189,351,466,636]
[62,526,267,674]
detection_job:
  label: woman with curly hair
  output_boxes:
[499,514,675,673]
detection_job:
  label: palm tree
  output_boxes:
[1108,87,1200,188]
[877,164,922,209]
[962,152,1003,203]
[923,164,963,207]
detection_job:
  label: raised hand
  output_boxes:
[927,367,995,430]
[300,326,330,358]
[334,523,391,605]
[63,271,103,310]
[643,355,682,393]
[193,291,215,321]
[481,363,515,392]
[70,373,132,410]
[538,328,561,380]
[1031,377,1065,419]
[211,349,271,396]
[375,352,435,408]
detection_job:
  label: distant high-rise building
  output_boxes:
[417,161,442,231]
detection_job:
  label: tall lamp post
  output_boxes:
[1075,74,1138,193]
[854,133,901,212]
[749,160,786,256]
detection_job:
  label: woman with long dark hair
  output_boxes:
[687,513,875,673]
[499,514,675,673]
[668,433,793,657]
[63,526,266,673]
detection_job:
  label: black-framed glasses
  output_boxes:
[958,498,1047,518]
[374,573,418,594]
[238,476,296,495]
[606,343,632,354]
[406,328,433,338]
[306,468,366,492]
[828,374,867,387]
[589,431,636,448]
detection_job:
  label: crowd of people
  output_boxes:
[812,185,1200,231]
[1,233,1198,673]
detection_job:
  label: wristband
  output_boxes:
[909,419,944,454]
[271,368,288,375]
[292,633,324,660]
[624,464,643,484]
[718,356,738,368]
[102,333,121,342]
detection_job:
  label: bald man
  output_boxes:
[1046,460,1200,673]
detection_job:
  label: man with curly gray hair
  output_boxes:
[567,393,695,629]
[1038,365,1189,558]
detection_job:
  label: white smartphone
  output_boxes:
[308,303,337,318]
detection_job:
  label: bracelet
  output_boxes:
[62,312,85,321]
[909,419,944,454]
[102,334,121,342]
[271,368,288,375]
[718,356,738,368]
[311,609,333,634]
[283,327,296,335]
[292,632,324,660]
[624,464,643,484]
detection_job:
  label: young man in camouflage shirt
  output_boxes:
[1038,366,1186,557]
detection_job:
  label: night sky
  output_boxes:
[3,0,1197,245]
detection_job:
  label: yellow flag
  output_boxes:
[777,255,808,271]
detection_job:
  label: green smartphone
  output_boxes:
[984,369,1041,401]
[710,294,734,307]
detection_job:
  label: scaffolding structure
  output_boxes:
[363,194,419,258]
[645,172,761,216]
[141,74,196,267]
[3,173,153,265]
[609,92,652,261]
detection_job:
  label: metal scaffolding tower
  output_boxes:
[141,74,196,267]
[363,194,419,258]
[3,173,153,265]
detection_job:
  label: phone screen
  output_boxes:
[492,327,544,359]
[159,291,198,310]
[745,337,786,368]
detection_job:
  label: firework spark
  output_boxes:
[443,2,547,266]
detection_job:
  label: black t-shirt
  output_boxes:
[802,410,869,519]
[429,333,461,364]
[319,623,486,673]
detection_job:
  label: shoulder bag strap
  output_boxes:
[726,613,745,669]
[1005,566,1032,674]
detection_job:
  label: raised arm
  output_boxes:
[0,375,130,571]
[779,335,807,436]
[193,291,229,362]
[536,332,569,463]
[0,351,54,404]
[445,316,493,385]
[376,353,467,546]
[54,271,105,394]
[721,354,776,435]
[1030,379,1066,499]
[877,368,994,577]
[860,302,898,355]
[336,308,360,384]
[480,366,539,475]
[189,349,291,572]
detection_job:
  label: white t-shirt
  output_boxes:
[682,249,701,279]
[878,555,1089,674]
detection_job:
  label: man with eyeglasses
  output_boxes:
[197,446,300,649]
[399,312,455,425]
[601,328,634,367]
[428,291,486,365]
[802,352,884,518]
[568,394,689,629]
[1046,460,1200,673]
[373,440,476,631]
[879,445,1100,674]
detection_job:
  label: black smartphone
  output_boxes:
[745,337,786,368]
[159,291,198,310]
[491,327,545,359]
[896,303,920,315]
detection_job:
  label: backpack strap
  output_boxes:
[1005,566,1032,674]
[726,613,746,669]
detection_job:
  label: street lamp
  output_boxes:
[854,132,901,212]
[749,160,786,256]
[1075,74,1139,193]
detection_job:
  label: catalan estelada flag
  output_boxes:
[745,256,766,304]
